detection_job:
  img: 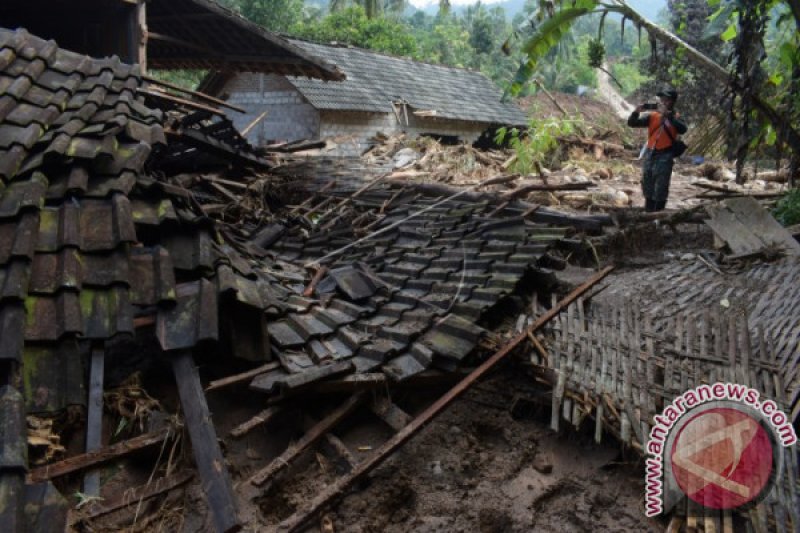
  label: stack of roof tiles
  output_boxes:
[0,27,279,412]
[0,28,285,527]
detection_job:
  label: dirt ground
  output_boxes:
[322,374,654,533]
[200,367,658,533]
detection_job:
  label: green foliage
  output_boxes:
[469,14,494,55]
[611,60,650,96]
[293,6,417,56]
[237,0,304,31]
[329,0,406,19]
[507,1,598,96]
[148,69,207,90]
[772,188,800,226]
[495,112,581,173]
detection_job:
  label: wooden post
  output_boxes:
[0,384,27,533]
[83,344,105,496]
[172,351,241,533]
[137,0,148,72]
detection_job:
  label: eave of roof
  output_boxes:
[145,0,345,81]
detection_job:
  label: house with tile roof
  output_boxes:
[201,39,528,152]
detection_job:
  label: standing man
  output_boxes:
[627,88,688,212]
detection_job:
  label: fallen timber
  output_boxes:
[278,266,614,532]
[28,427,175,484]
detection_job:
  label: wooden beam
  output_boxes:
[76,470,193,523]
[247,393,364,487]
[278,266,615,532]
[229,407,281,439]
[206,362,280,393]
[146,30,218,56]
[143,74,246,114]
[172,351,241,533]
[370,397,412,432]
[240,110,269,136]
[28,428,173,484]
[322,433,356,473]
[136,88,226,117]
[83,345,105,496]
[137,0,147,72]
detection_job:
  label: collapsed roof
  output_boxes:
[0,25,567,531]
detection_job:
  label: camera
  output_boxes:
[642,102,658,110]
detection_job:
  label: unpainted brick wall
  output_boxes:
[223,73,319,145]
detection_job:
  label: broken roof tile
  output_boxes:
[129,246,176,306]
[23,339,87,414]
[156,280,218,351]
[24,292,82,341]
[0,304,25,361]
[79,286,134,339]
[329,265,380,301]
[267,321,307,349]
[160,228,217,274]
[0,212,39,265]
[0,172,46,218]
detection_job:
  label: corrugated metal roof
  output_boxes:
[285,39,527,127]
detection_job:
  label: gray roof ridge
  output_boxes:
[282,35,492,79]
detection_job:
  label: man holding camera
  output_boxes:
[627,88,688,212]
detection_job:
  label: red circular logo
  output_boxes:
[670,407,774,510]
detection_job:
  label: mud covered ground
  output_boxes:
[201,366,659,533]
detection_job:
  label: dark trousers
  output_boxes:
[642,149,674,208]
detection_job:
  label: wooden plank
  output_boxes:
[229,407,280,439]
[370,396,412,432]
[705,204,767,256]
[322,433,356,473]
[206,362,280,392]
[248,393,364,487]
[724,196,800,255]
[136,0,147,71]
[137,88,225,116]
[142,74,246,114]
[83,346,105,496]
[76,470,193,523]
[28,428,172,484]
[172,351,241,533]
[278,266,614,533]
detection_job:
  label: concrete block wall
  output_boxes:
[318,111,396,155]
[222,73,319,145]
